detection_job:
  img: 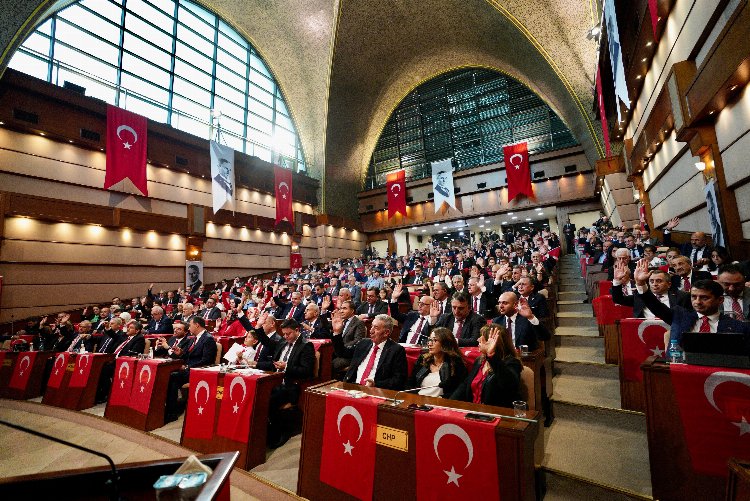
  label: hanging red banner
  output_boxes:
[274,165,293,226]
[183,368,219,440]
[105,105,148,196]
[216,373,259,443]
[386,169,407,218]
[504,142,533,202]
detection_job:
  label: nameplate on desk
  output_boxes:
[3,359,12,367]
[376,425,408,452]
[66,363,76,372]
[216,386,224,400]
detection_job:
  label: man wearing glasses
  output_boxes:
[390,284,433,344]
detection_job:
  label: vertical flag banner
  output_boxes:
[431,159,456,212]
[109,357,136,406]
[648,0,659,38]
[129,359,160,414]
[9,352,38,390]
[216,373,258,443]
[274,165,293,225]
[386,169,407,218]
[47,352,71,389]
[105,105,148,196]
[210,140,235,214]
[604,0,631,122]
[290,253,302,269]
[68,353,95,388]
[596,65,612,157]
[704,179,725,248]
[504,141,533,202]
[183,368,219,440]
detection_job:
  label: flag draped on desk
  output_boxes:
[620,319,668,382]
[504,141,532,202]
[431,159,456,212]
[387,169,406,218]
[415,407,500,501]
[217,373,259,442]
[210,140,235,214]
[274,165,293,225]
[69,353,95,388]
[671,364,750,476]
[184,369,219,440]
[47,352,71,389]
[129,359,161,414]
[105,105,148,196]
[9,352,38,390]
[319,392,378,500]
[109,357,136,406]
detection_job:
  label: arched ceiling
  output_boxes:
[0,0,603,218]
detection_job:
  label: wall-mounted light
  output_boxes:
[695,161,706,171]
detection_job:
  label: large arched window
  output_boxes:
[8,0,305,173]
[367,68,578,188]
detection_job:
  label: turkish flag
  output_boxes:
[47,352,71,389]
[105,105,148,196]
[671,364,750,476]
[415,407,500,501]
[309,339,330,352]
[290,253,302,269]
[9,352,38,390]
[109,357,136,406]
[620,319,669,382]
[504,141,533,202]
[274,165,293,225]
[387,169,407,218]
[216,373,258,443]
[184,368,219,440]
[129,359,161,414]
[69,353,96,388]
[319,391,379,499]
[596,65,612,157]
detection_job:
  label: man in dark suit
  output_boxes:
[356,287,389,319]
[300,303,331,339]
[200,298,222,321]
[334,314,407,390]
[237,312,281,369]
[165,317,218,421]
[406,265,426,285]
[390,285,432,344]
[670,256,712,293]
[633,260,750,344]
[467,276,494,319]
[113,320,147,357]
[96,318,125,354]
[563,220,576,254]
[663,217,713,265]
[331,300,367,372]
[276,292,305,322]
[623,234,644,260]
[718,264,750,320]
[145,306,173,335]
[432,291,484,347]
[66,320,96,353]
[492,292,550,350]
[515,277,550,320]
[611,265,690,318]
[153,321,191,358]
[266,318,316,447]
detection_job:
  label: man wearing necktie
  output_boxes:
[612,264,690,319]
[717,264,750,321]
[356,287,388,319]
[431,291,483,347]
[67,320,94,352]
[390,284,433,344]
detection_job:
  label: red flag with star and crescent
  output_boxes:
[183,368,219,440]
[9,352,38,390]
[274,165,293,226]
[620,319,669,382]
[47,352,71,389]
[416,407,500,501]
[109,357,136,406]
[216,373,259,443]
[671,364,750,476]
[129,359,161,414]
[504,141,533,202]
[105,105,148,196]
[69,353,96,388]
[319,391,379,500]
[387,169,406,219]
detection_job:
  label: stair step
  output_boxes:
[543,468,652,501]
[542,402,651,498]
[558,303,594,313]
[557,313,597,328]
[555,343,606,364]
[552,362,621,409]
[559,283,586,292]
[555,326,600,337]
[557,291,588,301]
[556,335,603,349]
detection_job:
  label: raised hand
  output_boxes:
[331,312,344,334]
[486,326,501,357]
[392,283,404,301]
[517,297,534,319]
[321,295,332,311]
[613,261,629,282]
[430,299,441,318]
[666,217,680,230]
[633,258,651,286]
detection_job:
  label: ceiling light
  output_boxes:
[0,121,4,125]
[535,207,543,211]
[442,226,447,230]
[636,75,643,80]
[421,229,426,233]
[411,226,417,230]
[642,58,647,63]
[730,85,739,91]
[68,140,73,143]
[512,216,518,220]
[525,218,531,221]
[40,132,45,136]
[479,225,484,228]
[459,231,464,236]
[508,212,514,215]
[695,161,706,171]
[646,41,653,47]
[709,110,716,115]
[433,223,439,226]
[438,230,443,233]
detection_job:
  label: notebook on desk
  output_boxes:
[682,332,750,369]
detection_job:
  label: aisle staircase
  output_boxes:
[541,254,652,499]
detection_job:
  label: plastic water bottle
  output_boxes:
[148,347,154,359]
[667,340,683,364]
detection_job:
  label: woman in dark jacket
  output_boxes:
[408,327,467,397]
[450,324,521,408]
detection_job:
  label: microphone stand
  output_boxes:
[0,419,121,501]
[391,384,442,406]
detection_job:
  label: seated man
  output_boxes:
[165,317,218,422]
[300,303,331,339]
[145,305,173,335]
[390,284,433,344]
[153,321,191,358]
[200,298,222,321]
[331,300,366,372]
[612,262,689,318]
[492,292,549,350]
[717,264,750,320]
[276,291,305,322]
[96,317,125,353]
[356,287,389,319]
[431,291,484,347]
[67,320,95,352]
[670,255,712,293]
[238,312,283,371]
[333,313,407,391]
[515,277,550,320]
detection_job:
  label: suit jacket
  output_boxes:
[491,314,549,350]
[517,292,550,319]
[337,316,367,350]
[336,337,407,390]
[408,353,468,397]
[356,300,389,318]
[278,303,305,322]
[433,311,484,347]
[664,233,713,263]
[469,292,495,319]
[306,317,331,339]
[183,331,217,368]
[67,334,95,352]
[348,285,363,305]
[393,311,431,344]
[201,307,222,321]
[638,288,750,343]
[145,316,173,335]
[611,285,690,318]
[116,333,146,357]
[670,270,713,292]
[450,354,522,408]
[237,317,282,370]
[272,337,316,385]
[96,331,125,354]
[154,335,191,358]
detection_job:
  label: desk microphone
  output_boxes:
[391,384,441,406]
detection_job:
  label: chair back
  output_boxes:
[214,342,223,365]
[313,350,321,378]
[519,365,535,410]
[143,338,151,354]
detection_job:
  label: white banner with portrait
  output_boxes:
[186,261,204,296]
[431,158,456,212]
[704,179,725,248]
[210,140,235,214]
[604,0,630,121]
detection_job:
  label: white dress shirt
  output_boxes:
[355,339,387,383]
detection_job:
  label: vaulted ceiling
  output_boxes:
[0,0,603,217]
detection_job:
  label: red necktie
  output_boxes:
[699,316,711,333]
[507,318,513,341]
[409,317,425,344]
[732,298,745,321]
[287,306,295,319]
[683,277,691,292]
[254,346,261,361]
[114,338,131,356]
[188,336,197,352]
[359,344,380,385]
[455,319,464,338]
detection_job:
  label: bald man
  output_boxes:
[663,217,713,268]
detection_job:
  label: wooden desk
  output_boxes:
[105,358,183,431]
[727,459,750,501]
[297,381,539,501]
[0,352,19,398]
[43,353,114,410]
[4,351,53,400]
[180,370,284,470]
[642,357,726,500]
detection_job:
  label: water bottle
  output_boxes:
[148,347,154,359]
[667,340,683,364]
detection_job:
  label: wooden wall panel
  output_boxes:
[0,263,182,286]
[1,240,185,267]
